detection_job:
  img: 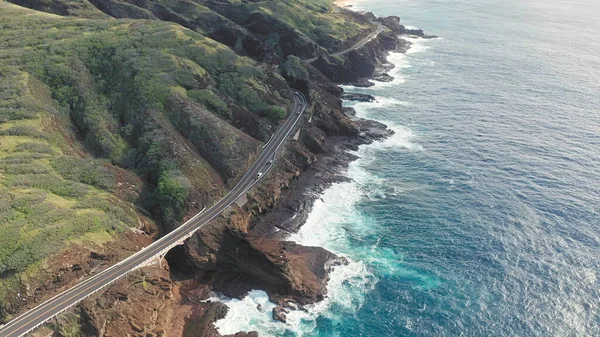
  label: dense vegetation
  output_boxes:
[280,55,310,81]
[7,0,375,59]
[210,0,371,51]
[0,0,292,308]
[0,0,377,316]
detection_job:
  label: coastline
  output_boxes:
[214,28,432,335]
[8,0,599,335]
[334,0,355,7]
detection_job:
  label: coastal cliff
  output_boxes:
[0,0,422,335]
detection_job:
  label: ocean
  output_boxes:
[214,0,600,336]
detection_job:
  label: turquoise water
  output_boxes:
[215,0,600,336]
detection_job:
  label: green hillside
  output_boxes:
[0,0,292,307]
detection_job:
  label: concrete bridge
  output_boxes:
[0,90,308,337]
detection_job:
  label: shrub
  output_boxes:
[0,125,46,138]
[2,163,51,175]
[13,142,55,154]
[279,55,309,81]
[154,169,190,226]
[50,157,117,192]
[217,71,268,113]
[10,174,90,199]
[187,89,231,119]
[264,105,287,122]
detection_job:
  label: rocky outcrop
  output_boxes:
[0,3,429,337]
[378,16,405,34]
[311,21,403,86]
[185,225,337,305]
[312,13,436,87]
[341,92,375,102]
[272,306,288,323]
[224,333,258,337]
[80,266,179,337]
[405,28,438,39]
[377,15,438,38]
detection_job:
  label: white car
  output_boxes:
[256,172,263,179]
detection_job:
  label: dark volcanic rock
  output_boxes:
[89,251,112,261]
[312,20,404,86]
[378,29,400,50]
[378,16,405,35]
[186,226,337,305]
[396,38,413,53]
[272,306,289,323]
[327,257,350,270]
[341,92,375,102]
[356,119,394,144]
[405,28,438,39]
[343,107,357,116]
[377,16,438,39]
[224,333,259,337]
[373,73,394,83]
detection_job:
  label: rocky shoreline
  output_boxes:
[2,6,431,337]
[161,13,434,336]
[196,27,433,337]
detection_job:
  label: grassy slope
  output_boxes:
[0,0,291,308]
[0,5,139,300]
[7,0,373,56]
[11,0,110,18]
[252,0,368,48]
[210,0,372,52]
[0,0,373,315]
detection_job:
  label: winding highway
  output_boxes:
[0,90,308,337]
[304,22,386,63]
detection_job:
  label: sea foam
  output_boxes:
[213,125,422,336]
[214,168,378,336]
[213,26,431,337]
[350,98,423,152]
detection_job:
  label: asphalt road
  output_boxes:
[0,90,308,337]
[304,22,386,63]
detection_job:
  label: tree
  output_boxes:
[279,55,309,81]
[264,105,287,122]
[154,170,190,225]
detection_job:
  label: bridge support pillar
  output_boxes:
[158,253,166,269]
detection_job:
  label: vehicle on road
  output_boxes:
[268,159,274,164]
[0,89,306,337]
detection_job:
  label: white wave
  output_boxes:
[375,123,423,151]
[338,0,367,11]
[289,163,380,249]
[211,290,279,336]
[338,29,432,90]
[213,260,375,336]
[215,162,381,336]
[349,96,410,109]
[403,36,431,54]
[214,19,433,337]
[376,38,430,86]
[215,140,421,336]
[372,52,410,87]
[348,99,423,152]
